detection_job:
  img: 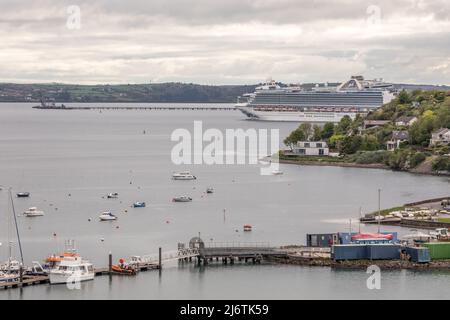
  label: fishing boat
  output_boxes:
[16,192,30,198]
[107,192,119,199]
[23,207,44,217]
[172,196,193,202]
[243,224,252,232]
[99,211,117,221]
[49,253,95,285]
[133,202,146,208]
[172,171,196,180]
[206,187,214,194]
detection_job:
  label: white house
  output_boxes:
[291,141,329,156]
[395,116,417,127]
[386,131,409,151]
[430,128,450,146]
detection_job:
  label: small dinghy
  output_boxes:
[107,192,119,199]
[206,187,214,194]
[243,224,252,232]
[271,169,283,175]
[133,202,146,208]
[99,211,117,221]
[172,196,192,202]
[23,207,44,217]
[16,192,30,198]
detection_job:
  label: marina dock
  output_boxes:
[0,242,287,291]
[2,232,450,291]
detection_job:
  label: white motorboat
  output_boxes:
[172,196,193,202]
[271,169,284,175]
[99,211,117,221]
[0,271,19,283]
[0,259,21,273]
[106,192,119,199]
[402,232,432,243]
[16,192,30,198]
[172,171,196,180]
[49,254,95,285]
[26,261,48,276]
[23,207,44,217]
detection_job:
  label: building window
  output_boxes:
[316,143,322,148]
[298,149,306,154]
[304,143,310,148]
[319,149,324,155]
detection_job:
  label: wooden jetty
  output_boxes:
[33,106,236,111]
[0,275,49,290]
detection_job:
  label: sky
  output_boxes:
[0,0,449,85]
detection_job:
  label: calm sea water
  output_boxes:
[0,103,449,300]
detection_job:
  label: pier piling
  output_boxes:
[108,252,112,277]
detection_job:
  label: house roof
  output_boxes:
[432,128,450,135]
[396,116,417,123]
[363,120,390,127]
[391,130,409,141]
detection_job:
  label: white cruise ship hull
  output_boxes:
[237,106,360,123]
[49,271,95,284]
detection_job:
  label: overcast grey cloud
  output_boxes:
[0,0,449,84]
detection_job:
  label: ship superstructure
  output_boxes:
[235,76,395,123]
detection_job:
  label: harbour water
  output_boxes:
[1,103,449,299]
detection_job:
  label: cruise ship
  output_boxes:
[235,76,396,123]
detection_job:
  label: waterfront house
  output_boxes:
[291,141,329,156]
[386,130,409,151]
[395,116,417,127]
[430,128,450,146]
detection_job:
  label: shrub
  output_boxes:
[410,152,427,168]
[432,157,450,172]
[353,151,388,164]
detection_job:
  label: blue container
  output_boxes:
[338,232,353,245]
[332,244,367,261]
[307,233,336,247]
[367,244,400,260]
[405,247,430,263]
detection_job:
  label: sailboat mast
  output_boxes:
[9,188,24,265]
